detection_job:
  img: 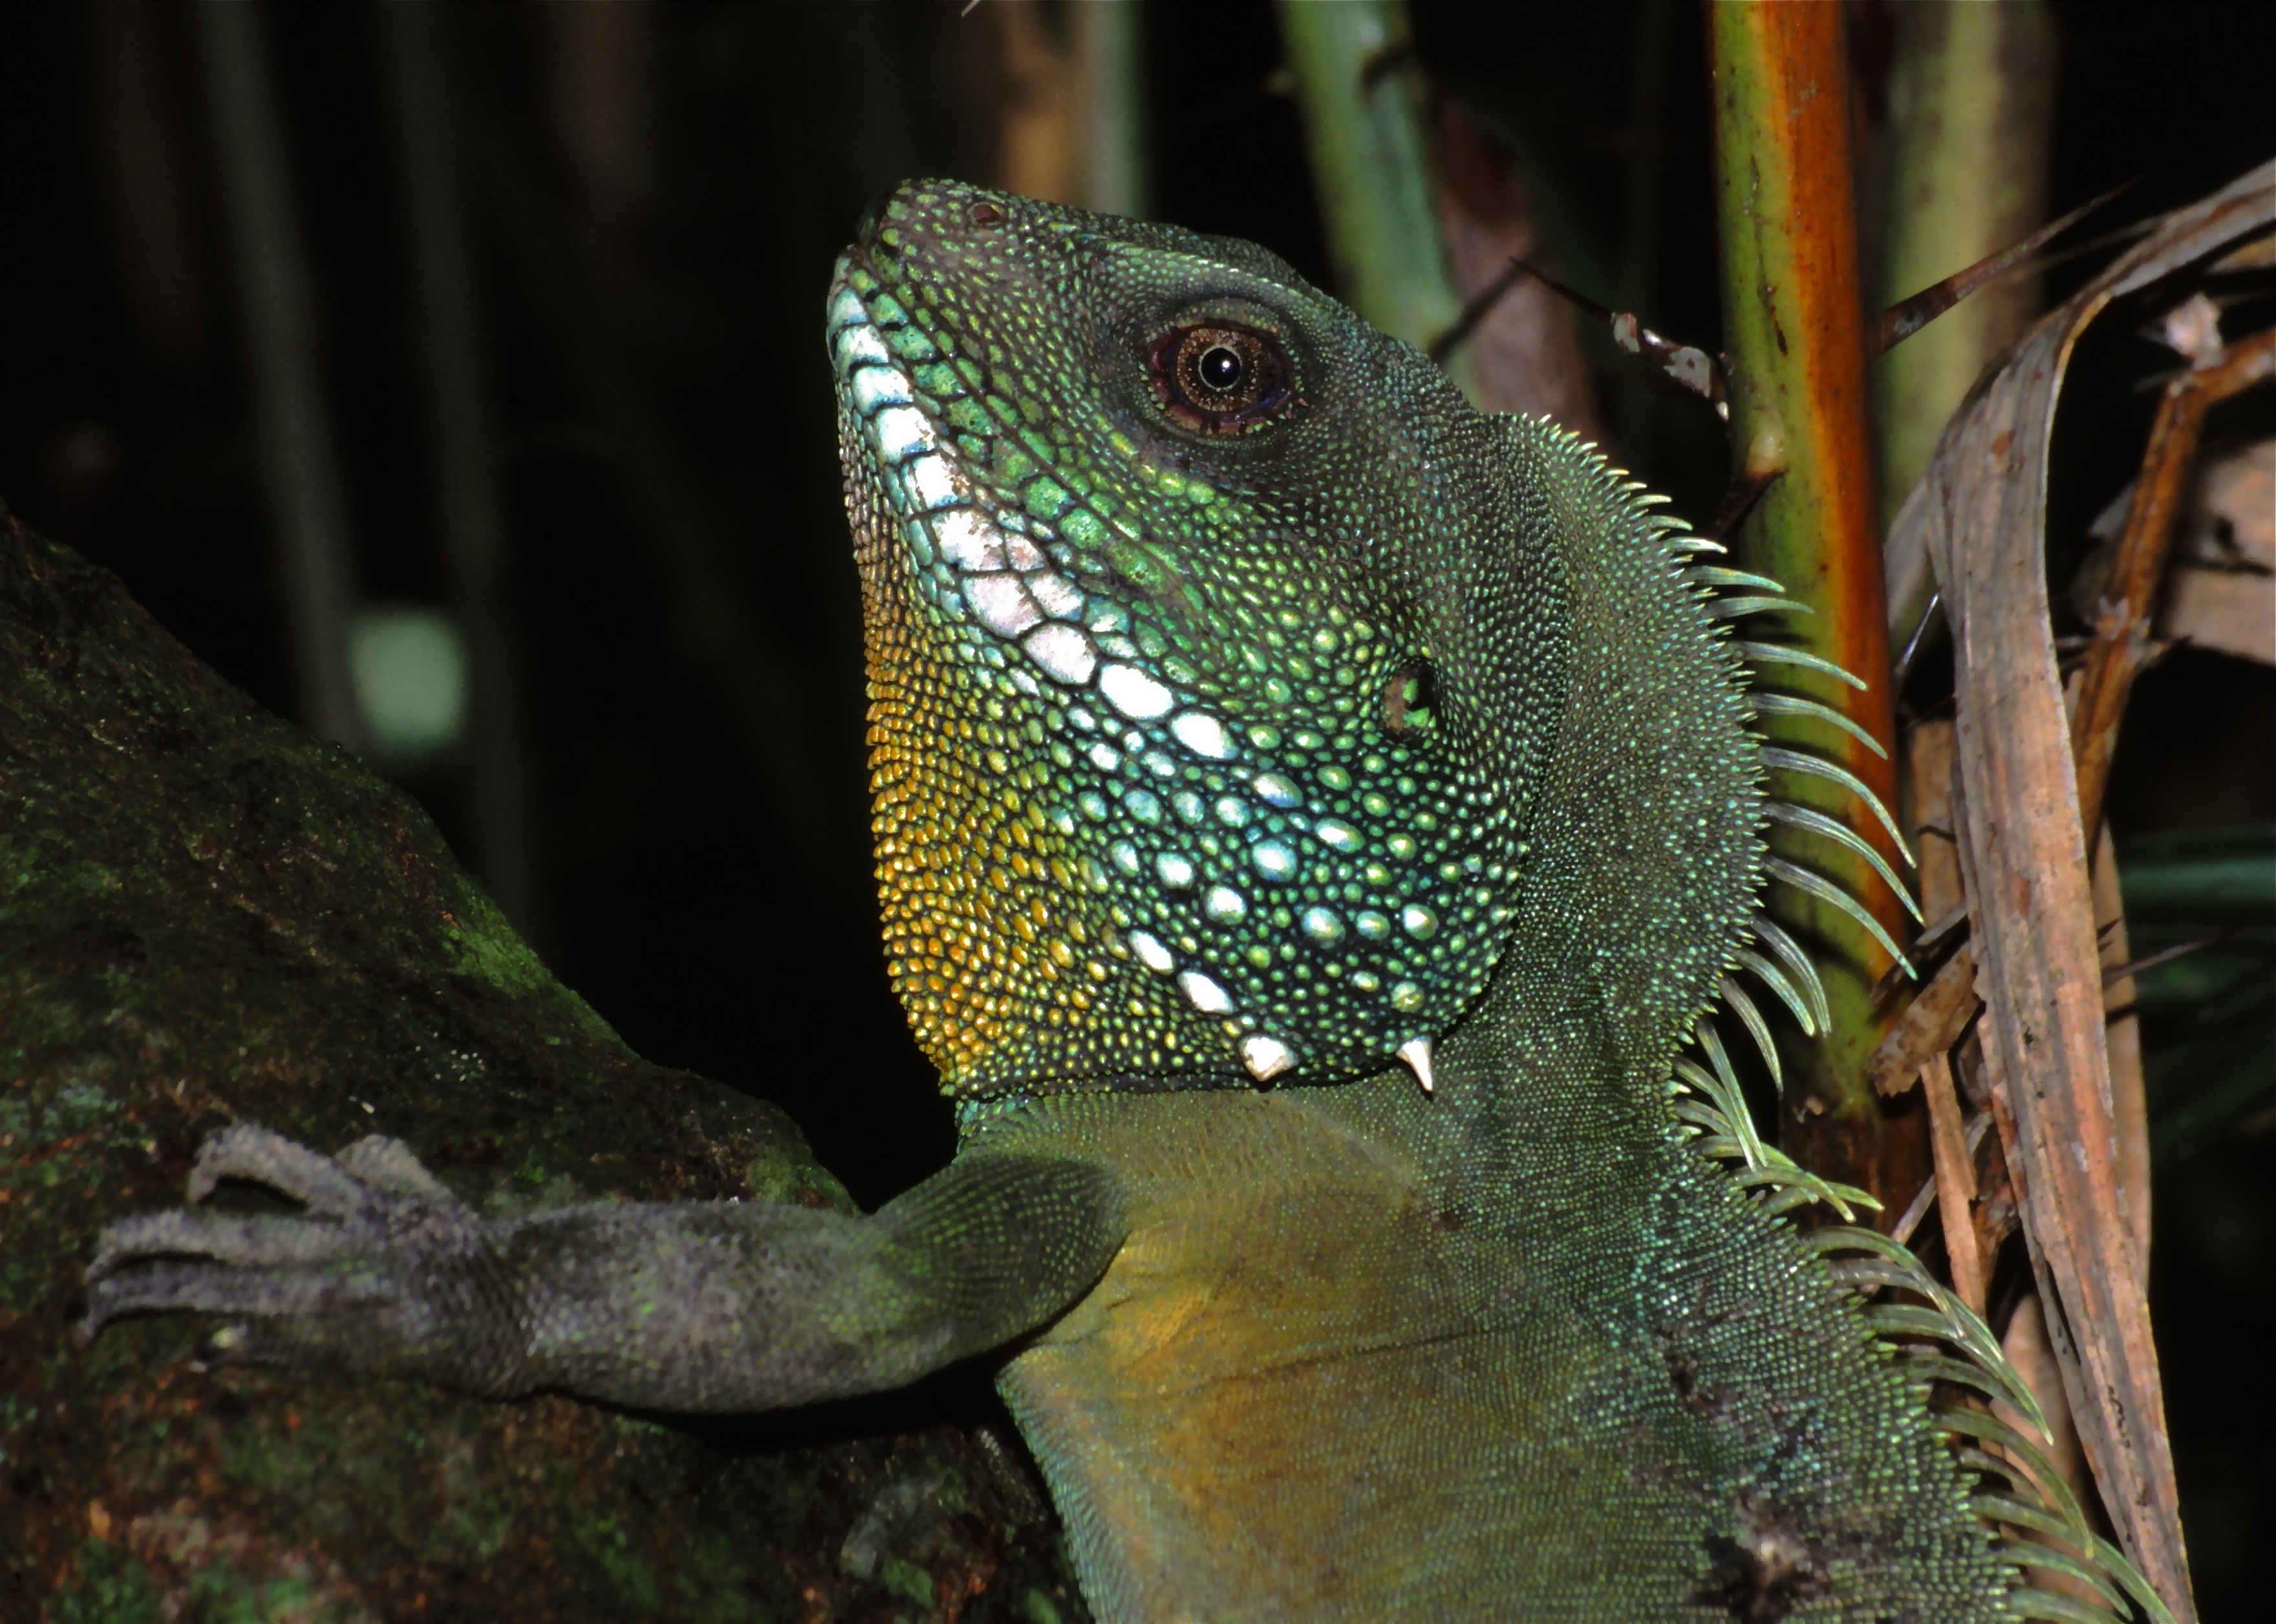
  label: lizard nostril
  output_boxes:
[967,200,1005,228]
[854,187,900,248]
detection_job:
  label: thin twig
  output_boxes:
[1869,180,2132,358]
[1426,257,1527,365]
[1922,1053,1987,1313]
[2101,927,2242,990]
[2071,325,2276,844]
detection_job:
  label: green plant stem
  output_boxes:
[1874,0,2056,634]
[1708,2,1923,1215]
[1273,0,1473,398]
[193,0,369,756]
[1073,0,1146,217]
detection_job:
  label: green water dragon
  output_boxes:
[85,182,2165,1623]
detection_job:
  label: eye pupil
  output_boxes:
[1197,345,1245,392]
[1150,323,1289,434]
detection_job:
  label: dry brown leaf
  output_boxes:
[2092,822,2151,1266]
[1882,159,2275,1623]
[1907,716,1965,921]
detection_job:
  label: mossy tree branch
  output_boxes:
[0,517,1082,1623]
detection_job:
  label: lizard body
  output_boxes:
[88,183,2158,1622]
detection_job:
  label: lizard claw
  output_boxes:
[81,1254,343,1345]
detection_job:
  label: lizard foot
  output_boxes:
[81,1124,524,1394]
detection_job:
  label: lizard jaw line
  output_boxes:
[830,286,1115,693]
[830,284,1276,795]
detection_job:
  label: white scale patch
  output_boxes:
[1315,818,1360,851]
[1099,663,1176,720]
[872,405,934,462]
[1169,710,1236,760]
[904,456,962,511]
[933,508,1004,571]
[963,573,1043,639]
[1023,623,1097,685]
[1028,572,1084,619]
[850,365,911,415]
[1240,1034,1296,1080]
[1128,930,1175,974]
[1178,970,1233,1013]
[837,325,892,370]
[1250,839,1296,881]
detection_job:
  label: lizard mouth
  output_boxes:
[827,263,1127,696]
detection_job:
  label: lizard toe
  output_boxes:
[187,1122,372,1214]
[86,1208,358,1285]
[81,1254,344,1343]
[334,1133,461,1204]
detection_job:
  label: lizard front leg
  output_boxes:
[84,1123,1126,1413]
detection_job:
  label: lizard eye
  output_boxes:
[1150,324,1291,433]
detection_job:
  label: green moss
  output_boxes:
[881,1555,938,1610]
[46,1541,164,1624]
[184,1566,356,1624]
[437,887,619,1048]
[584,1516,663,1612]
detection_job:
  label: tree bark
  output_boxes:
[0,515,1082,1622]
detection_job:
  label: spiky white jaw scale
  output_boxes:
[1398,1036,1436,1095]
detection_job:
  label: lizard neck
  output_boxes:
[1454,416,1762,1113]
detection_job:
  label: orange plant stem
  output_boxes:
[1708,1,1920,1212]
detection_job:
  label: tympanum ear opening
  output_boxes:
[1382,659,1439,739]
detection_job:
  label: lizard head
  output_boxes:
[830,180,1561,1100]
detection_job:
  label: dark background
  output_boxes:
[3,1,2270,1608]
